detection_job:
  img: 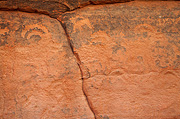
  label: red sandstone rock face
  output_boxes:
[0,1,180,119]
[0,11,94,119]
[0,0,174,18]
[0,0,132,18]
[62,1,180,118]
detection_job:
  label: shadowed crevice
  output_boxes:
[0,0,178,18]
[60,21,97,119]
[0,8,97,118]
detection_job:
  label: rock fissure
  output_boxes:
[0,9,98,118]
[1,0,177,19]
[0,1,179,119]
[60,1,180,118]
[74,56,97,119]
[0,7,97,118]
[60,21,97,119]
[0,8,51,18]
[81,77,97,119]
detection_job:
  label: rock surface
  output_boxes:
[0,0,175,18]
[62,1,180,118]
[0,0,131,18]
[0,11,94,119]
[0,0,180,119]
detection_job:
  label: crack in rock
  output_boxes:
[0,1,179,118]
[60,21,97,119]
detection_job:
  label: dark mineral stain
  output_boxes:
[24,27,45,40]
[80,114,88,119]
[155,60,168,68]
[137,56,143,63]
[0,23,10,46]
[143,32,148,38]
[0,23,9,29]
[61,107,70,114]
[173,55,180,69]
[100,115,109,119]
[112,45,126,54]
[29,35,41,42]
[0,35,8,46]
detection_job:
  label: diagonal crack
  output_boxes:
[59,21,97,119]
[0,8,97,118]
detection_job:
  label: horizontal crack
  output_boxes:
[0,8,52,18]
[0,0,178,19]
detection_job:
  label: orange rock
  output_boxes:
[0,0,132,18]
[0,11,94,119]
[0,0,174,18]
[61,1,180,118]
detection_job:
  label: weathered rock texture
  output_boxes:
[0,0,176,18]
[0,0,180,119]
[0,11,94,119]
[62,1,180,118]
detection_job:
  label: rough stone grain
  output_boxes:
[62,1,180,118]
[0,11,94,119]
[0,0,176,18]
